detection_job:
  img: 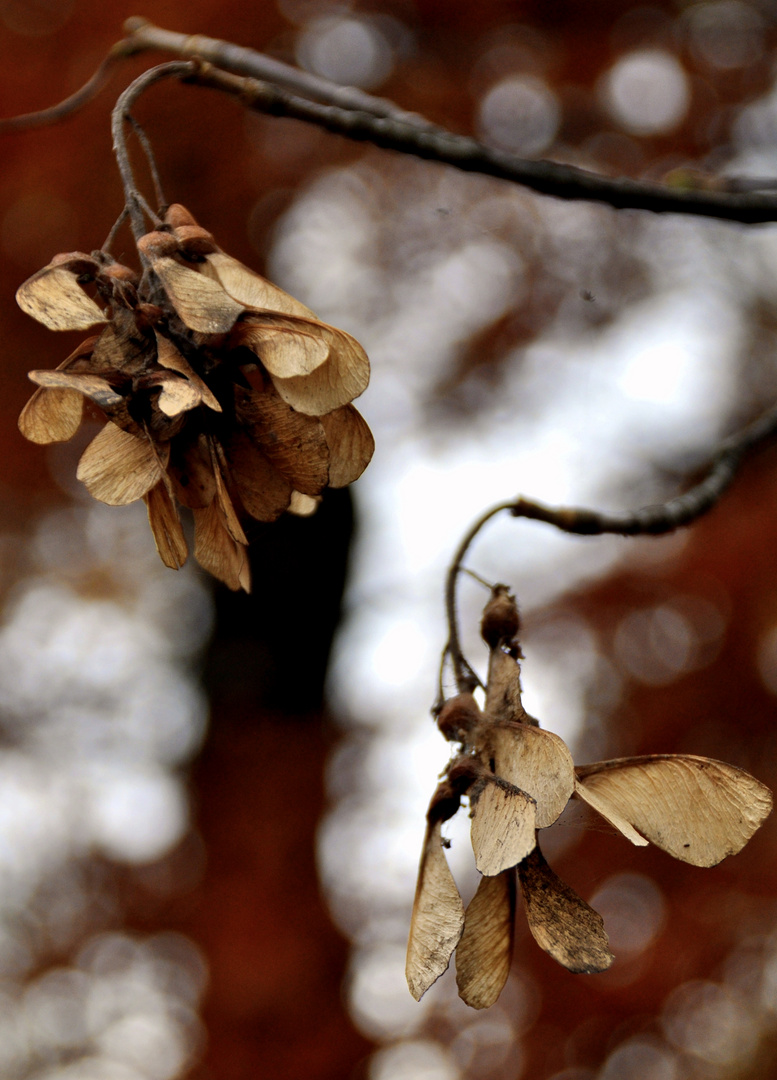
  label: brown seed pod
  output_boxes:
[173,224,217,258]
[437,692,482,742]
[480,586,520,648]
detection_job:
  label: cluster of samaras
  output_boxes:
[407,588,772,1009]
[16,204,373,590]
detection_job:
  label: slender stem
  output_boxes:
[122,17,433,129]
[110,61,196,241]
[442,395,777,698]
[0,47,125,132]
[444,502,515,696]
[127,114,167,209]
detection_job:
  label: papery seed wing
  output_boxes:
[262,327,371,417]
[573,780,648,847]
[518,846,613,973]
[76,424,167,505]
[154,333,221,412]
[234,384,329,495]
[169,434,217,509]
[224,430,293,522]
[484,648,528,725]
[238,318,330,378]
[470,780,536,876]
[209,441,248,546]
[151,256,244,333]
[19,386,83,443]
[288,491,320,516]
[193,501,251,592]
[153,374,203,417]
[488,723,575,829]
[456,870,516,1009]
[575,755,773,866]
[91,315,149,376]
[406,820,465,1001]
[320,405,375,488]
[201,252,318,318]
[28,370,124,411]
[145,481,188,570]
[17,266,107,331]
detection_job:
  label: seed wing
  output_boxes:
[456,870,516,1009]
[406,820,465,1001]
[576,755,772,866]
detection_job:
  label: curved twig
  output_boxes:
[443,397,777,698]
[110,61,197,241]
[0,45,128,132]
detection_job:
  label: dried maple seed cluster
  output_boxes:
[406,588,772,1009]
[16,204,373,591]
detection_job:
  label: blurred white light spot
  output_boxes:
[603,50,690,135]
[296,16,394,89]
[478,76,560,155]
[349,944,428,1039]
[600,1038,679,1080]
[371,618,430,688]
[687,2,763,70]
[87,769,188,864]
[663,980,759,1066]
[618,340,694,406]
[450,1017,518,1074]
[370,1038,460,1080]
[614,606,694,685]
[588,873,665,956]
[97,1012,190,1080]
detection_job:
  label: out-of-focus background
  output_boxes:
[2,2,777,1078]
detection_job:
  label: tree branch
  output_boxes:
[4,18,777,224]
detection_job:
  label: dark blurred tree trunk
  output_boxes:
[183,489,373,1080]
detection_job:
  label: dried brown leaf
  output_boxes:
[470,780,536,876]
[225,430,292,522]
[234,384,329,495]
[488,723,575,829]
[19,386,83,443]
[193,500,251,592]
[16,265,107,331]
[145,481,188,570]
[151,256,244,333]
[518,846,613,973]
[320,405,375,487]
[201,251,318,318]
[76,424,167,506]
[456,870,516,1009]
[406,820,465,1001]
[575,755,773,866]
[154,333,222,412]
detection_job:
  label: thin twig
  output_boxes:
[111,61,197,242]
[0,45,128,132]
[443,398,777,697]
[122,17,434,128]
[4,23,777,225]
[127,114,167,209]
[187,64,777,226]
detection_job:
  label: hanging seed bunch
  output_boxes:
[16,204,373,591]
[407,587,772,1009]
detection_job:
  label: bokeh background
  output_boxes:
[2,2,777,1078]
